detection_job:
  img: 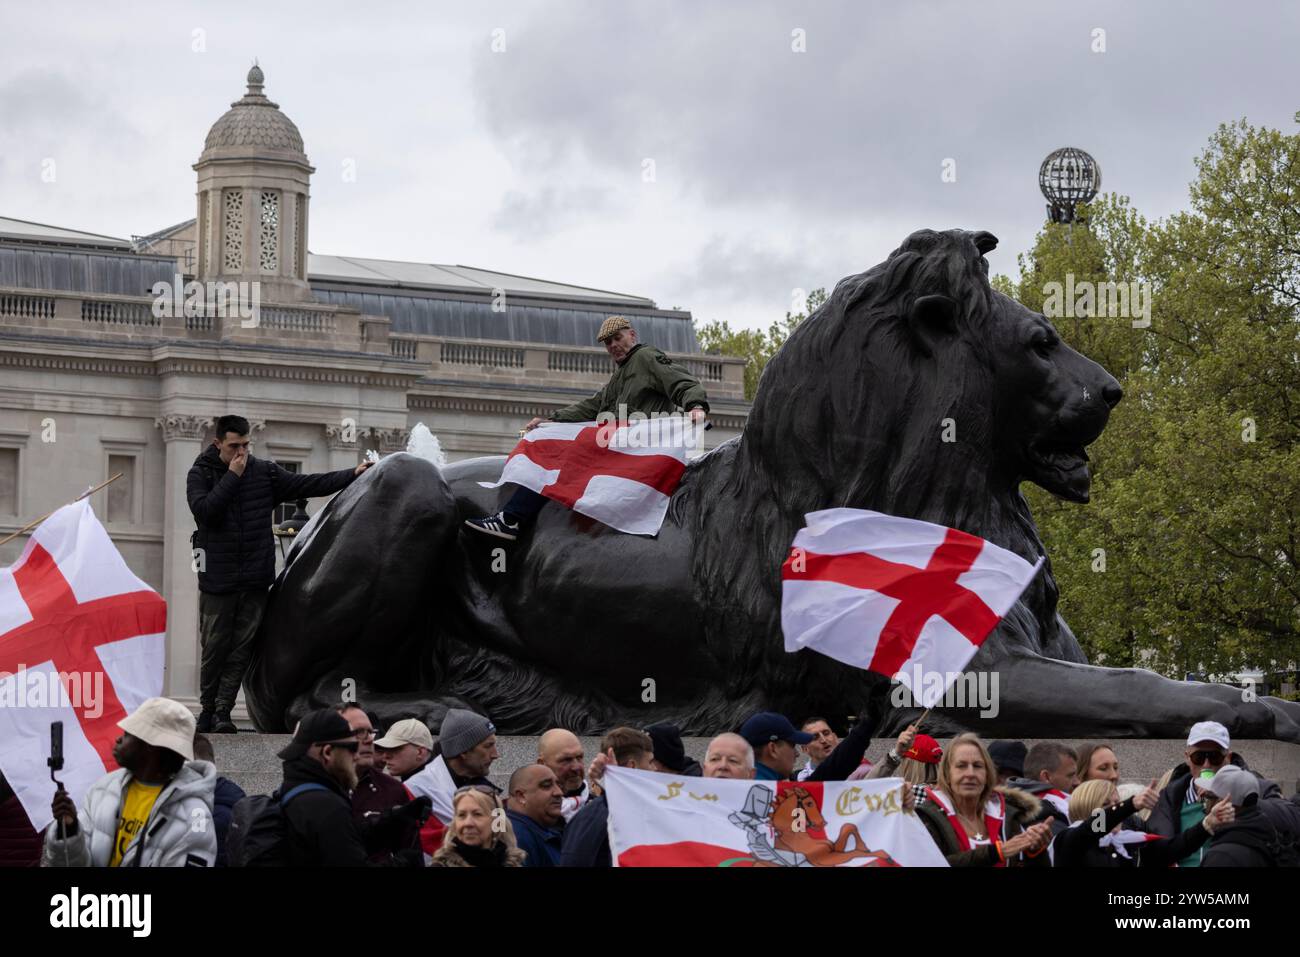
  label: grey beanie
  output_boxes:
[1198,764,1260,807]
[438,708,496,758]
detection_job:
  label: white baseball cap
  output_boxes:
[118,697,196,761]
[373,717,433,750]
[1185,720,1230,751]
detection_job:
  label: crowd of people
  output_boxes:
[4,697,1299,868]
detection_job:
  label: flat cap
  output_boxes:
[597,315,632,343]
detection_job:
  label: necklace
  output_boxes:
[956,812,986,841]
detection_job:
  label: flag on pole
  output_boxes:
[479,417,700,535]
[604,766,948,867]
[781,508,1043,707]
[0,499,166,831]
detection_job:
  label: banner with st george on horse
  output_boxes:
[605,767,948,867]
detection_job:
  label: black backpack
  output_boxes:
[227,783,329,867]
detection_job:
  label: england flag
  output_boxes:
[0,499,166,832]
[480,417,701,535]
[781,508,1044,706]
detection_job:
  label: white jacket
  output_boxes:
[41,760,218,867]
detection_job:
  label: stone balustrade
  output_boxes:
[0,291,56,320]
[0,285,746,400]
[0,285,362,349]
[390,334,746,399]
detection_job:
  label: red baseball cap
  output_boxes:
[903,734,943,765]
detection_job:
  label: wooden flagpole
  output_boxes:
[0,472,124,548]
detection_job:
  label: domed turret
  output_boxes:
[193,65,314,302]
[201,65,307,158]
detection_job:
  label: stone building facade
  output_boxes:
[0,67,747,719]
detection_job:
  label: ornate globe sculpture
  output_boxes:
[1039,147,1101,224]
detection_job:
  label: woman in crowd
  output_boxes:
[1075,743,1120,785]
[914,733,1054,866]
[870,728,942,807]
[429,786,526,868]
[1075,742,1151,827]
[1050,778,1233,867]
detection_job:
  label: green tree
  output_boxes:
[696,288,826,400]
[996,118,1300,687]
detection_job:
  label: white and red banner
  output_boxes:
[781,508,1043,706]
[480,417,700,535]
[403,753,458,825]
[0,499,166,831]
[605,766,947,867]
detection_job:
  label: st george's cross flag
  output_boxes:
[479,417,701,535]
[780,508,1043,706]
[604,766,948,867]
[0,499,167,831]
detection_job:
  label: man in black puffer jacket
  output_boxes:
[187,414,370,734]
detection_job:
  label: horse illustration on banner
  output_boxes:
[726,783,899,867]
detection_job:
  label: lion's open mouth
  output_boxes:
[1026,439,1092,502]
[1029,439,1089,473]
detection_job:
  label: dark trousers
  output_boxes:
[198,589,269,714]
[502,487,548,526]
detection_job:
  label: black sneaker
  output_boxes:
[196,711,215,734]
[214,712,238,734]
[463,512,521,542]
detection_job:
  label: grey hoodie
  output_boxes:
[42,760,218,867]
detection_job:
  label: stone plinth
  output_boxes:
[207,735,1300,799]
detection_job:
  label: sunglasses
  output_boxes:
[1188,750,1226,766]
[454,784,498,797]
[322,740,360,753]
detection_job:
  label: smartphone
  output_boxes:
[48,720,64,775]
[48,721,67,838]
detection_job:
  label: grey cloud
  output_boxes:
[492,185,621,239]
[650,231,850,322]
[0,68,144,151]
[470,1,1300,233]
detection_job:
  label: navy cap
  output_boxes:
[739,712,815,747]
[988,740,1027,777]
[645,723,689,772]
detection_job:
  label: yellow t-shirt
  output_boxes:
[109,780,163,867]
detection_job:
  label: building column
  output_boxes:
[324,423,361,471]
[153,414,211,701]
[373,426,410,456]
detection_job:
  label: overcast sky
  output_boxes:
[2,1,1296,329]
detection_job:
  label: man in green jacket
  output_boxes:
[465,315,710,540]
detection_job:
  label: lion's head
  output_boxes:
[682,228,1120,695]
[745,228,1121,518]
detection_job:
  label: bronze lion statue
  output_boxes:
[244,228,1300,742]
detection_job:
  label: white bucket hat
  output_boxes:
[117,697,197,761]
